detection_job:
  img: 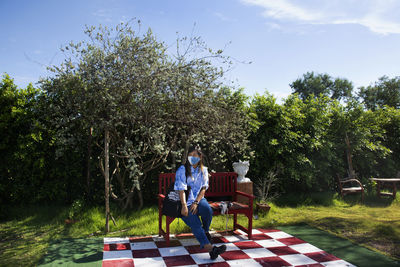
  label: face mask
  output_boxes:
[188,156,200,166]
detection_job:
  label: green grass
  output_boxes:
[0,205,67,266]
[1,192,399,266]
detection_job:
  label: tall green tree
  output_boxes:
[358,76,400,110]
[248,91,394,193]
[290,71,353,101]
[0,74,44,204]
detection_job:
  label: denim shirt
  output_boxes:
[174,164,209,206]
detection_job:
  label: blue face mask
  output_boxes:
[188,156,200,166]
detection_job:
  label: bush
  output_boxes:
[68,199,85,220]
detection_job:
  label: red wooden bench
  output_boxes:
[158,172,254,245]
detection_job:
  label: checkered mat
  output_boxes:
[102,228,356,266]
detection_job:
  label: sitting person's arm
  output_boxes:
[179,190,188,216]
[194,187,207,203]
[174,166,189,216]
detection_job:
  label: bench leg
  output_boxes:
[164,216,176,246]
[233,213,237,230]
[165,217,170,245]
[159,210,163,237]
[377,181,381,198]
[233,213,253,240]
[159,215,173,246]
[247,213,253,240]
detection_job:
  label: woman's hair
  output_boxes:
[185,146,204,178]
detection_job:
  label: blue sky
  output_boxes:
[1,0,400,100]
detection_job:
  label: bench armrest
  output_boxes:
[235,190,255,199]
[340,179,363,188]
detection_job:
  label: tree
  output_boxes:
[358,76,400,110]
[41,21,250,232]
[0,74,22,204]
[290,71,353,101]
[0,74,44,204]
[41,22,174,231]
[248,90,394,193]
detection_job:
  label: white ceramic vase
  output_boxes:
[233,160,251,183]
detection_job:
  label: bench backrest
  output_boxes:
[159,172,238,198]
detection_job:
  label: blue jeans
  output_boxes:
[181,198,213,248]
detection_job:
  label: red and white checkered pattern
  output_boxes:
[102,228,356,267]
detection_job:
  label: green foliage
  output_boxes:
[0,74,44,203]
[249,90,399,194]
[290,71,353,101]
[68,199,85,220]
[358,75,400,110]
[0,73,89,205]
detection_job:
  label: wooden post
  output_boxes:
[237,182,253,205]
[105,129,110,233]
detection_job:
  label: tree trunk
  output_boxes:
[105,129,110,233]
[345,132,355,178]
[86,127,93,200]
[122,192,133,211]
[137,187,144,210]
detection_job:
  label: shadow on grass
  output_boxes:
[37,238,103,266]
[273,191,398,208]
[340,193,399,207]
[0,204,68,223]
[314,216,365,234]
[0,204,72,266]
[363,194,399,207]
[273,192,336,207]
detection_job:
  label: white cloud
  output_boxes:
[243,0,322,21]
[92,9,107,17]
[92,9,113,22]
[265,22,282,31]
[240,0,400,35]
[214,12,233,22]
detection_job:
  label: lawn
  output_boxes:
[0,192,399,266]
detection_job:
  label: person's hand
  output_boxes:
[181,205,189,217]
[189,202,198,214]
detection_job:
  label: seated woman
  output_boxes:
[174,146,226,260]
